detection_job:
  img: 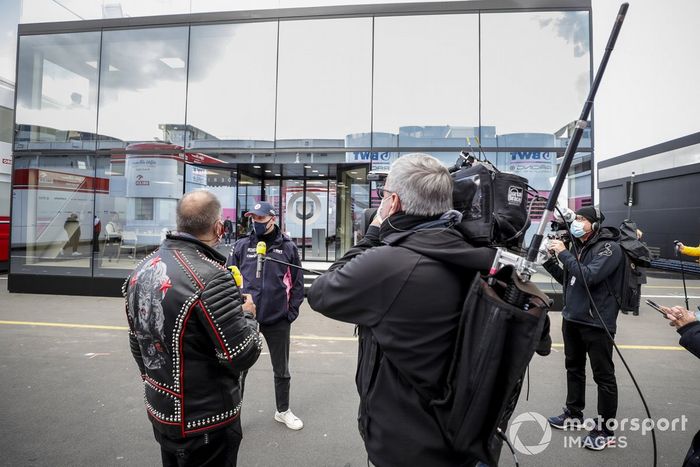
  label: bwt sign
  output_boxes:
[510,152,552,161]
[352,151,393,162]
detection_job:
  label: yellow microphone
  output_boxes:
[228,266,243,288]
[255,241,267,279]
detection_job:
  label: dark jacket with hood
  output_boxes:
[226,225,304,326]
[307,212,495,467]
[124,233,262,439]
[543,226,624,333]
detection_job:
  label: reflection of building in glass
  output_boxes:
[8,2,594,295]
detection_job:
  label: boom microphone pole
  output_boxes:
[522,3,629,275]
[263,255,325,276]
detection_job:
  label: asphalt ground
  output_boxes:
[0,272,699,467]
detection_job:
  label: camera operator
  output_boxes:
[307,154,495,467]
[542,206,624,451]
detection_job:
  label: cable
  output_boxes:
[552,205,657,466]
[496,428,520,467]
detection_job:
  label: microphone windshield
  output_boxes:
[256,241,267,256]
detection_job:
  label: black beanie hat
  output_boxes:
[575,206,605,224]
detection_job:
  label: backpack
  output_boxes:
[607,220,652,315]
[451,160,531,248]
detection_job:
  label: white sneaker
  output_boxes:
[274,409,303,430]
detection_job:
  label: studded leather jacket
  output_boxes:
[124,232,262,439]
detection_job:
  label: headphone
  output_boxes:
[591,206,602,232]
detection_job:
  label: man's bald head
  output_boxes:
[176,190,221,236]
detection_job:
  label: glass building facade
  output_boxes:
[9,0,593,295]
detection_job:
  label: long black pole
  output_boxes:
[526,3,629,263]
[263,255,324,275]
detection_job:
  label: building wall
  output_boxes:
[591,0,700,197]
[599,133,700,259]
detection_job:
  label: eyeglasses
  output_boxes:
[376,186,395,198]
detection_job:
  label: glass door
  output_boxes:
[336,165,369,259]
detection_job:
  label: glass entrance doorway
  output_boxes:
[184,163,369,261]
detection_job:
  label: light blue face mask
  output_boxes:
[570,220,586,238]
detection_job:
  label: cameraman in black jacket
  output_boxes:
[543,206,623,451]
[124,190,262,466]
[308,154,494,467]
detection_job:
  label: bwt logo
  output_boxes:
[135,174,150,186]
[510,152,552,161]
[353,151,391,161]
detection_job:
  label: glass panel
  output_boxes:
[187,22,278,150]
[0,0,19,83]
[183,164,238,250]
[336,166,369,258]
[281,179,305,251]
[372,14,479,149]
[481,11,591,148]
[15,32,101,151]
[93,150,183,277]
[304,179,329,261]
[276,18,372,147]
[11,154,94,275]
[98,27,188,149]
[237,172,262,238]
[567,153,592,210]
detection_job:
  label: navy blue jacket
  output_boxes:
[543,227,624,333]
[226,227,304,326]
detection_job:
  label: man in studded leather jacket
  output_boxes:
[124,190,262,467]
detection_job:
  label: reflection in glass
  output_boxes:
[94,151,183,277]
[187,22,278,150]
[15,32,101,150]
[98,27,188,148]
[372,14,479,148]
[238,173,262,237]
[336,166,368,259]
[11,154,95,275]
[276,18,372,146]
[481,11,591,146]
[281,179,305,251]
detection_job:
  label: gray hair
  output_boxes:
[385,153,453,216]
[176,190,221,236]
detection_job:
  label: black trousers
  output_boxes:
[562,319,618,430]
[242,319,291,412]
[153,420,242,467]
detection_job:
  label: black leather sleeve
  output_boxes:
[198,270,262,373]
[123,278,146,376]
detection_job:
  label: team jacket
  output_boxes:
[124,233,262,439]
[543,226,624,333]
[226,227,304,326]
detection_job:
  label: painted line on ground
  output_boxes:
[0,320,685,350]
[0,320,128,331]
[551,343,684,351]
[642,294,700,299]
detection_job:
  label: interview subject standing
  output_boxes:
[227,201,305,430]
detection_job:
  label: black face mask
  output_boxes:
[253,220,270,237]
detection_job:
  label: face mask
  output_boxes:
[253,220,270,237]
[570,220,586,238]
[375,195,395,225]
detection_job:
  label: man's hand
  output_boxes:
[548,239,567,255]
[241,293,256,317]
[661,305,697,329]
